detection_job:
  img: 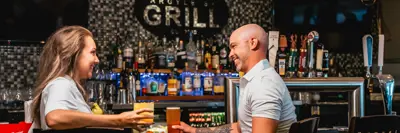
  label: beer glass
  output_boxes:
[133,102,154,123]
[167,107,181,133]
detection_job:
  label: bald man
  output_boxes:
[173,24,297,133]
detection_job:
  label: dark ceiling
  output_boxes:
[0,0,89,41]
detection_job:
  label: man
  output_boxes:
[172,24,297,133]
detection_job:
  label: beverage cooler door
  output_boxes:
[184,107,226,128]
[225,77,240,124]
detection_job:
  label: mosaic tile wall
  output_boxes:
[0,43,42,91]
[87,0,274,63]
[0,0,369,93]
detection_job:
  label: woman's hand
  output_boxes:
[118,108,154,132]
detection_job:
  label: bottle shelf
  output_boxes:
[136,95,225,101]
[109,101,225,110]
[112,68,232,73]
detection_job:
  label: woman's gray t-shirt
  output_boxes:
[30,76,92,131]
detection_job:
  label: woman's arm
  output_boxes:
[46,110,121,130]
[46,108,153,130]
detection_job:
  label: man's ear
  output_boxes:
[249,38,259,50]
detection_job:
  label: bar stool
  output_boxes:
[348,115,400,133]
[289,117,320,133]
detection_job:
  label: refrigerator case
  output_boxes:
[224,77,365,129]
[225,77,240,124]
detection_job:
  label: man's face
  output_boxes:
[229,33,251,72]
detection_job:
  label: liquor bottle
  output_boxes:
[146,62,159,96]
[173,68,182,96]
[219,37,229,69]
[298,35,307,78]
[141,67,149,96]
[117,48,123,69]
[153,36,167,69]
[196,38,204,69]
[214,65,225,95]
[123,43,134,68]
[287,34,298,78]
[121,62,129,89]
[146,39,155,68]
[212,38,220,70]
[186,32,197,69]
[166,40,176,69]
[167,68,178,96]
[203,64,214,95]
[181,62,193,96]
[328,55,337,77]
[322,50,329,77]
[133,62,141,96]
[118,77,127,104]
[157,71,167,96]
[136,41,146,69]
[277,35,288,77]
[176,40,187,69]
[121,62,132,103]
[315,43,324,77]
[204,40,212,69]
[193,64,203,96]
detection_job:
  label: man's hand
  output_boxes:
[172,122,196,133]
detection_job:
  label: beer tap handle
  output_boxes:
[268,31,279,67]
[362,34,373,78]
[378,34,385,75]
[307,31,319,78]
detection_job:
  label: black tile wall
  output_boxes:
[0,43,42,91]
[0,0,367,92]
[87,0,274,63]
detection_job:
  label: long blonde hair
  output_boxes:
[31,26,93,124]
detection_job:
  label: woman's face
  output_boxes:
[76,36,99,79]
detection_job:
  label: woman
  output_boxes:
[29,26,153,132]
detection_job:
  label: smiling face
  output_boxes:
[229,32,251,72]
[76,36,99,79]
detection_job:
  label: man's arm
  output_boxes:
[252,117,278,133]
[249,77,286,133]
[195,122,240,133]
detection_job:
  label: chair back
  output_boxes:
[289,117,320,133]
[348,115,400,133]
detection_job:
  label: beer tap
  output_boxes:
[375,34,395,115]
[298,35,307,78]
[362,34,373,93]
[288,34,298,78]
[307,31,319,78]
[268,31,279,69]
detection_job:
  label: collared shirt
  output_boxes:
[238,59,297,133]
[29,75,92,133]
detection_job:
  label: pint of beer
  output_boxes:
[133,102,154,123]
[166,107,181,133]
